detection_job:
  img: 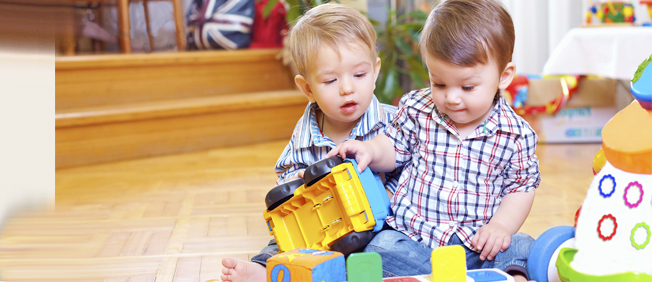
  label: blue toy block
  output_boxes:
[467,269,510,282]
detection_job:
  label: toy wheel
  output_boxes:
[330,230,375,257]
[265,178,304,211]
[304,156,343,187]
[528,226,575,282]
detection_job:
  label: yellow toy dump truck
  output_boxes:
[263,156,390,256]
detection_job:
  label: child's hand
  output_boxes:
[326,140,375,172]
[288,170,305,181]
[470,222,511,261]
[386,188,394,199]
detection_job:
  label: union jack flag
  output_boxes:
[187,0,255,50]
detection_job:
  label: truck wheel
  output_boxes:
[330,230,375,257]
[304,156,343,187]
[265,178,304,211]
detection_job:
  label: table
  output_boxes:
[543,27,652,80]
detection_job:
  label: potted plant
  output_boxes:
[264,0,338,23]
[371,8,429,104]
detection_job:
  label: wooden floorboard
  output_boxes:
[0,141,601,281]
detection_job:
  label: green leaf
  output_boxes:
[399,22,425,31]
[394,83,405,100]
[406,57,429,80]
[632,54,652,83]
[408,29,421,42]
[367,16,381,27]
[409,72,428,89]
[408,10,428,21]
[381,67,400,103]
[395,38,412,56]
[263,0,280,19]
[286,5,303,24]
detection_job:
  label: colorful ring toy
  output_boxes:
[631,222,651,250]
[599,174,616,198]
[598,214,617,241]
[624,181,644,208]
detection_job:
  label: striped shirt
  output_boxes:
[275,95,401,192]
[386,88,540,250]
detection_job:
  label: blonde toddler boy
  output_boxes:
[221,3,400,282]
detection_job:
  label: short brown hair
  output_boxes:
[420,0,515,72]
[289,3,378,77]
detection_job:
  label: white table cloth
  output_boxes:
[543,27,652,80]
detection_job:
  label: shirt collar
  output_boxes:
[407,88,524,137]
[294,95,388,149]
[483,96,525,137]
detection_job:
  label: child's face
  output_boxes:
[295,43,380,128]
[424,52,514,129]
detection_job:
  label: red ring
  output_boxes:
[598,214,617,241]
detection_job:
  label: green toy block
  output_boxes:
[346,252,383,282]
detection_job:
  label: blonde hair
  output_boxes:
[289,3,378,77]
[420,0,515,72]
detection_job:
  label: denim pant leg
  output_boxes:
[363,229,434,277]
[454,232,533,279]
[250,239,279,267]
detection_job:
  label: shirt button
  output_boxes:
[453,181,459,188]
[448,222,456,228]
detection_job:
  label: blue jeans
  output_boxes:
[364,229,533,279]
[251,239,279,266]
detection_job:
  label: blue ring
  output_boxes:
[599,174,616,198]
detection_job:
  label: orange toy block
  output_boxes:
[266,248,346,282]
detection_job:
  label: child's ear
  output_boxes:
[498,62,516,90]
[295,74,316,103]
[373,57,381,89]
[374,57,381,79]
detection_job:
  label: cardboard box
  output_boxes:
[523,107,618,143]
[519,77,632,143]
[527,77,617,108]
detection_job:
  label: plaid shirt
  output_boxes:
[275,95,401,193]
[385,88,540,250]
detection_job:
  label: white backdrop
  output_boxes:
[501,0,582,75]
[502,0,651,75]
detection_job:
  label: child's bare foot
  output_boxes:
[512,274,530,282]
[221,257,266,282]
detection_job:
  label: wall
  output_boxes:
[0,3,56,227]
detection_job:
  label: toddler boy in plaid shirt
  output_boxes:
[329,0,540,281]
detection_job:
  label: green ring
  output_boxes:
[631,222,651,250]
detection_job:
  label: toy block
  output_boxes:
[431,245,466,282]
[266,248,346,282]
[467,269,513,282]
[346,252,383,282]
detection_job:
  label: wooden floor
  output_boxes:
[0,141,601,281]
